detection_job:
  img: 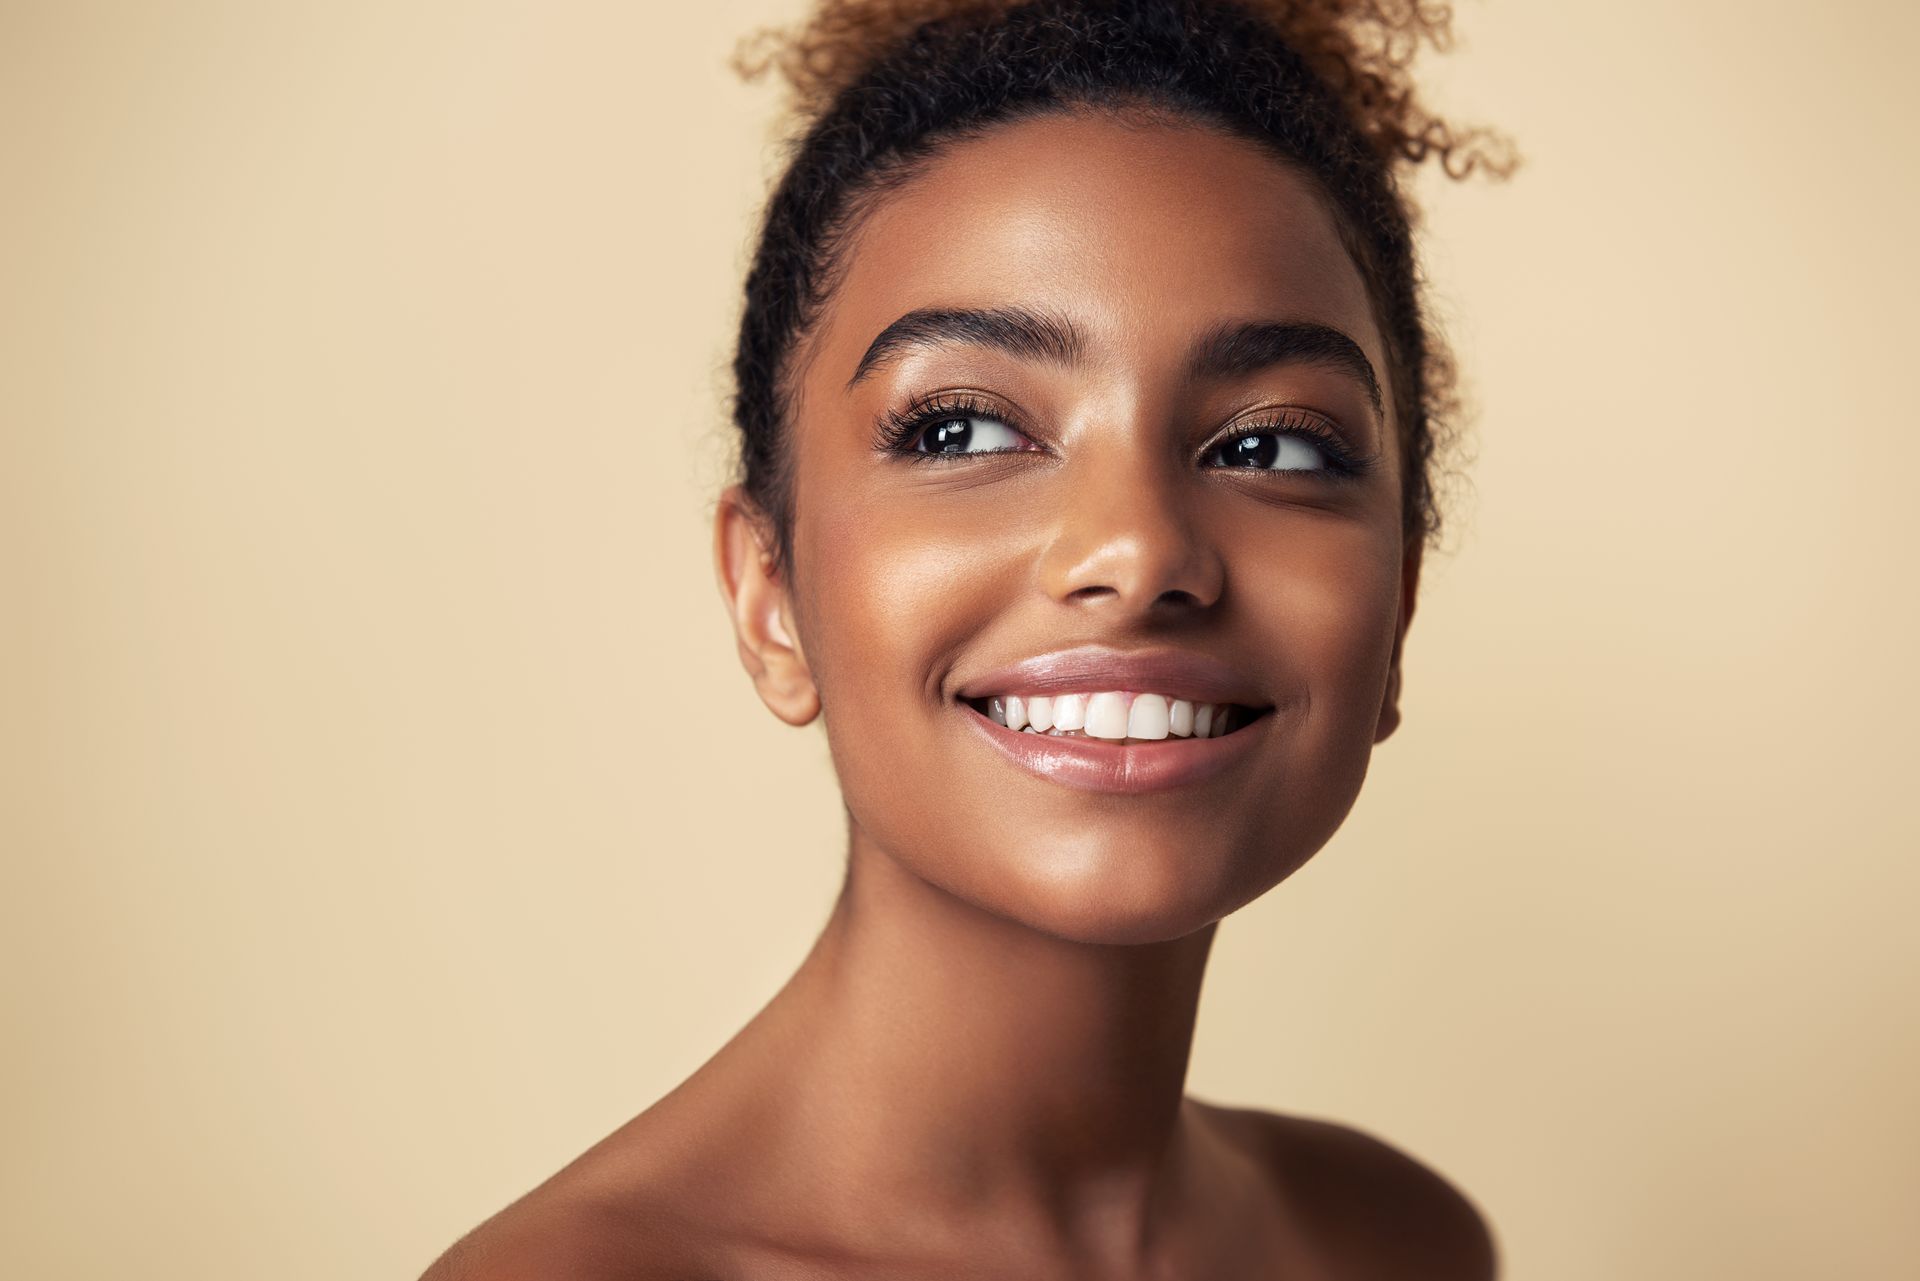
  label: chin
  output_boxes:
[944,824,1314,947]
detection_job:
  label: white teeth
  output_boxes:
[1085,692,1131,740]
[978,690,1249,741]
[1126,693,1170,740]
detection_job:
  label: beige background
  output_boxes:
[4,1,1916,1277]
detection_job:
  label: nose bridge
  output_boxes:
[1037,422,1224,612]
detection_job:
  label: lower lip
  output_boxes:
[958,702,1269,794]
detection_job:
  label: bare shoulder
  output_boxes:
[1192,1098,1498,1281]
[416,1166,714,1281]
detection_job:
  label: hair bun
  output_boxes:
[731,0,1516,179]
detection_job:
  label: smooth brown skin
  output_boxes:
[423,111,1493,1280]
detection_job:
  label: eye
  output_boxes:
[873,392,1046,463]
[906,412,1033,455]
[1205,430,1329,472]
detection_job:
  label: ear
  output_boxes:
[713,484,820,727]
[1373,538,1422,744]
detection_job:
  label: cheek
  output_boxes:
[1248,518,1403,733]
[792,484,1023,718]
[1226,519,1404,854]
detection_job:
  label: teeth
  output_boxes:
[1126,693,1170,740]
[980,690,1252,742]
[1085,691,1130,740]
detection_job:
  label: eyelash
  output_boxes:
[873,391,1374,479]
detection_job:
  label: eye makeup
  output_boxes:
[871,389,1377,479]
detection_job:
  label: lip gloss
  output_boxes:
[958,701,1268,794]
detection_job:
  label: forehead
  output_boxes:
[800,109,1385,402]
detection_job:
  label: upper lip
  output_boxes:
[954,644,1271,707]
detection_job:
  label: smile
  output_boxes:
[957,692,1274,794]
[963,691,1266,743]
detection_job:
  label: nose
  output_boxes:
[1036,446,1226,615]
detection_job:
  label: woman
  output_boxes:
[426,0,1511,1276]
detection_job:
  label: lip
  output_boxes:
[958,699,1271,794]
[953,645,1269,706]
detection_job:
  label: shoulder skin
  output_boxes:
[417,1186,710,1281]
[1201,1101,1499,1281]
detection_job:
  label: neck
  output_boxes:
[740,821,1219,1242]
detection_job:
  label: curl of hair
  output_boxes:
[728,0,1515,579]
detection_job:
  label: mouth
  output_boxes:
[949,646,1277,793]
[959,692,1274,744]
[954,690,1276,794]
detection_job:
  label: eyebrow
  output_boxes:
[1187,317,1384,419]
[845,306,1083,390]
[845,304,1384,419]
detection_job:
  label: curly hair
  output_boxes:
[728,0,1514,579]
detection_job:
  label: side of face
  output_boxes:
[716,109,1418,945]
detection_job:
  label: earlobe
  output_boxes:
[1373,540,1422,745]
[713,485,820,728]
[1373,662,1403,743]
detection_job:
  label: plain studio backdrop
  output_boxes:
[4,1,1916,1277]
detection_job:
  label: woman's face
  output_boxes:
[721,110,1417,945]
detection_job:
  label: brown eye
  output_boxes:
[1207,431,1327,471]
[913,414,1031,455]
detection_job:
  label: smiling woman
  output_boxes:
[422,1,1512,1277]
